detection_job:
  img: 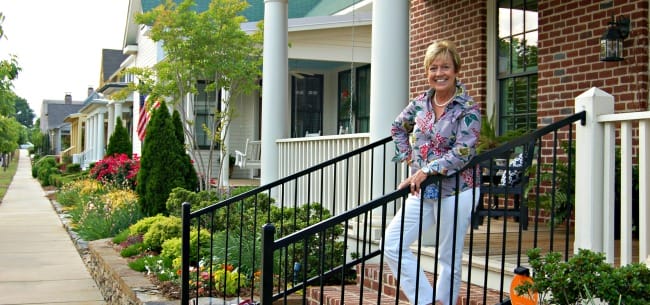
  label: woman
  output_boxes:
[383,40,481,305]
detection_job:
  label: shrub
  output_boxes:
[66,163,81,174]
[129,214,171,237]
[121,243,147,258]
[137,101,189,216]
[517,248,650,305]
[33,156,59,186]
[90,153,140,189]
[161,228,212,270]
[106,117,132,157]
[75,190,143,241]
[142,216,182,251]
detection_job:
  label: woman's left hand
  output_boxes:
[399,169,430,196]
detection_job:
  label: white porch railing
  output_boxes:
[277,133,371,213]
[75,148,95,170]
[575,87,649,265]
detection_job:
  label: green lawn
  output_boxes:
[0,151,20,201]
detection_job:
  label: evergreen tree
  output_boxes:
[172,110,198,191]
[106,117,132,157]
[136,101,186,216]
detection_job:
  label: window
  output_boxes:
[291,74,323,137]
[195,80,220,148]
[338,65,370,134]
[498,0,538,134]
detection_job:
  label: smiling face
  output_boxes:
[427,53,457,95]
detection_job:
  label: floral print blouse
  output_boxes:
[391,81,481,199]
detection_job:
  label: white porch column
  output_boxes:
[574,87,614,253]
[96,111,106,160]
[88,115,94,160]
[92,114,99,160]
[107,102,115,140]
[260,0,288,185]
[133,93,143,157]
[368,0,409,198]
[114,101,123,122]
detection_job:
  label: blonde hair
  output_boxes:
[423,40,461,73]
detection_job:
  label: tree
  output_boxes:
[106,117,132,157]
[0,114,20,153]
[13,96,34,128]
[173,109,198,191]
[0,13,23,152]
[126,0,262,190]
[136,101,188,216]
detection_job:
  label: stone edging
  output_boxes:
[50,197,177,305]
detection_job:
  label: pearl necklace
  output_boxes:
[433,92,454,107]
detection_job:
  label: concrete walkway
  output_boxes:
[0,150,105,305]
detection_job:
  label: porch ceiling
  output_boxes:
[289,59,351,71]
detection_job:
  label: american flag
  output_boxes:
[136,95,160,141]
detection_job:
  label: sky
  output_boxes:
[0,0,130,116]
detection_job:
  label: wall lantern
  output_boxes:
[600,15,630,62]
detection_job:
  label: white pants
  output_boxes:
[383,187,480,305]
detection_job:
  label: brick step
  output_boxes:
[355,263,506,305]
[306,284,410,305]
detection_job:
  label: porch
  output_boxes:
[180,88,648,305]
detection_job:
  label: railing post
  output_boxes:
[181,202,191,305]
[574,87,614,254]
[261,223,276,305]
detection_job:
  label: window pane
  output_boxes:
[498,0,511,38]
[512,34,525,74]
[524,31,538,70]
[355,65,371,133]
[498,37,511,76]
[500,78,514,114]
[292,75,323,137]
[511,8,524,35]
[338,71,352,132]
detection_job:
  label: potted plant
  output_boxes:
[477,114,525,153]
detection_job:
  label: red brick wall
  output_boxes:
[410,0,648,121]
[538,0,649,127]
[409,0,488,109]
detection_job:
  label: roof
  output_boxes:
[101,49,129,82]
[46,104,85,130]
[304,0,362,17]
[82,91,104,106]
[139,0,350,22]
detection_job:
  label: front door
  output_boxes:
[291,74,323,138]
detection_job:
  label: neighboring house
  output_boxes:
[40,93,85,156]
[64,49,131,168]
[120,0,372,182]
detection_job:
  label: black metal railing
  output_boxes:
[261,113,585,304]
[181,136,404,304]
[181,110,586,305]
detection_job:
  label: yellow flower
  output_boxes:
[101,189,138,210]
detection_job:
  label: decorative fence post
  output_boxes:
[181,202,191,305]
[261,223,276,305]
[574,87,614,253]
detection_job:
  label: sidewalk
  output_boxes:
[0,150,105,305]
